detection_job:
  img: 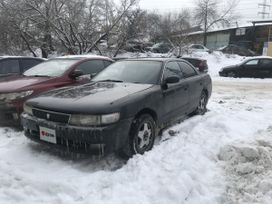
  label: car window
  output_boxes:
[21,59,43,71]
[0,59,20,74]
[178,62,197,78]
[163,61,183,80]
[191,45,198,49]
[182,58,197,67]
[260,59,272,66]
[245,59,259,65]
[76,60,105,75]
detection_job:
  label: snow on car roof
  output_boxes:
[246,56,272,60]
[56,54,112,60]
[0,56,45,60]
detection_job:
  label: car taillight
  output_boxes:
[199,60,207,67]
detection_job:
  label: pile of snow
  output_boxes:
[219,127,272,204]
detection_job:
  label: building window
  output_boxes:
[236,28,246,36]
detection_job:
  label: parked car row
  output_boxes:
[0,54,212,157]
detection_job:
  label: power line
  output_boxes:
[258,0,271,19]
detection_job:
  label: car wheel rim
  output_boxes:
[137,122,152,150]
[198,93,207,113]
[228,72,235,77]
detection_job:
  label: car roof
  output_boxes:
[0,56,45,60]
[246,56,272,60]
[181,57,204,61]
[120,57,187,62]
[55,54,113,61]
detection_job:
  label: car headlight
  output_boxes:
[23,103,33,115]
[0,90,33,102]
[69,112,120,126]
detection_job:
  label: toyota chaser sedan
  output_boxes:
[21,58,212,157]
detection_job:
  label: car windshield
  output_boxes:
[23,59,79,77]
[93,60,163,84]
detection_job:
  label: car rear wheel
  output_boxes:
[119,114,156,158]
[227,71,237,78]
[195,91,208,115]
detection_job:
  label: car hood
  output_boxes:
[27,82,154,114]
[0,76,52,93]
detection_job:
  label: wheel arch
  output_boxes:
[134,108,158,124]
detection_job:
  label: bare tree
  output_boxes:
[194,0,238,46]
[0,0,139,56]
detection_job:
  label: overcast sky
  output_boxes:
[139,0,272,24]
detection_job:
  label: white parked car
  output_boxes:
[188,44,210,53]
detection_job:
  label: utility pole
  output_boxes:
[258,0,271,19]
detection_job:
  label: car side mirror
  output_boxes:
[162,76,180,90]
[70,70,84,79]
[165,76,180,84]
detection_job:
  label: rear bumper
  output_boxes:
[21,113,133,155]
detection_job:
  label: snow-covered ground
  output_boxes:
[0,53,272,204]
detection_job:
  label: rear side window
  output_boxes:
[21,59,43,71]
[0,59,20,74]
[182,58,197,67]
[178,62,197,78]
[76,60,105,75]
[260,59,272,66]
[164,61,183,79]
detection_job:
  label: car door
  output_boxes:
[240,59,260,78]
[178,61,202,112]
[259,59,272,78]
[73,59,111,84]
[161,61,189,123]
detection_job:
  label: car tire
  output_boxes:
[119,114,156,158]
[227,71,237,78]
[195,91,208,115]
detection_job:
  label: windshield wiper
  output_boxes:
[95,79,124,83]
[28,75,50,77]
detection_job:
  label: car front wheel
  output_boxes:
[227,71,237,78]
[195,91,208,115]
[120,114,156,158]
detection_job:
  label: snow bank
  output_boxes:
[219,127,272,204]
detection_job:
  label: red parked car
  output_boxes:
[0,55,113,126]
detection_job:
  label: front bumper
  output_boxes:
[21,113,133,155]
